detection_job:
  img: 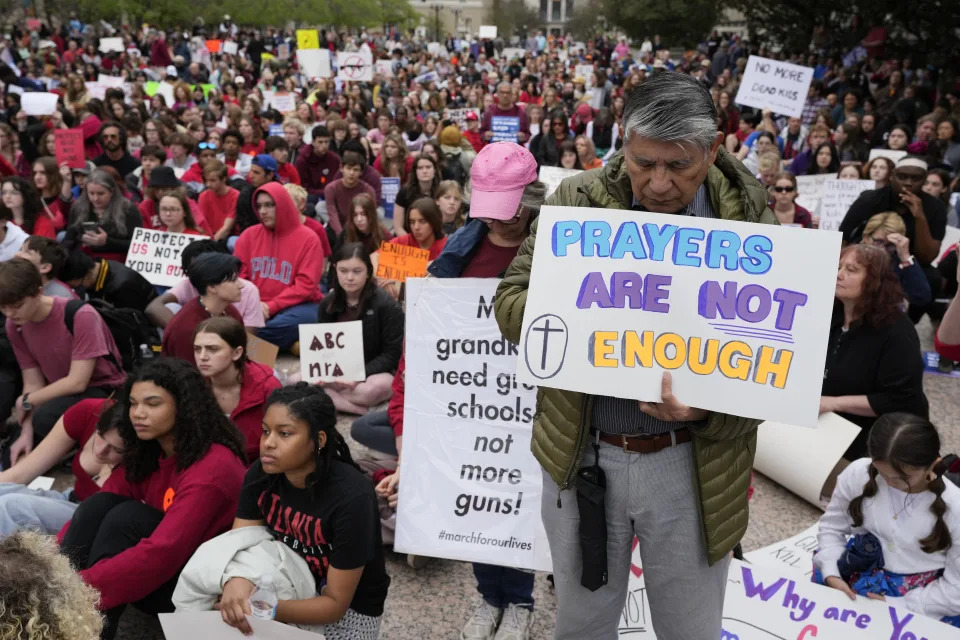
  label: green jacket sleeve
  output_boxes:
[694,413,761,442]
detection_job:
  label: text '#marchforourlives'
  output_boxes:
[551,219,803,388]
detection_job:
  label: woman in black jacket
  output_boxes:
[530,109,571,168]
[820,244,928,459]
[62,169,142,262]
[316,242,403,414]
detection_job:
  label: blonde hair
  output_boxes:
[437,180,463,200]
[862,212,906,239]
[284,183,308,212]
[282,117,306,136]
[757,152,781,174]
[0,531,103,639]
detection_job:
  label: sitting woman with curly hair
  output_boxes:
[59,358,248,639]
[0,530,104,640]
[819,244,928,460]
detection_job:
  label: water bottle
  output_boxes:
[249,574,278,620]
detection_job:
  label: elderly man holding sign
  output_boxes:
[495,72,778,639]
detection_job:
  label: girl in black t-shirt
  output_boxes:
[220,383,390,639]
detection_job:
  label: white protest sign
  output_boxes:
[538,166,582,197]
[99,37,124,53]
[478,25,498,39]
[414,70,438,86]
[337,50,373,82]
[575,64,594,87]
[298,49,332,79]
[934,225,960,267]
[818,179,875,232]
[795,174,828,214]
[868,148,907,164]
[156,82,175,106]
[620,558,960,639]
[448,108,479,128]
[222,41,239,56]
[744,524,820,577]
[20,92,59,115]
[501,47,526,61]
[97,74,125,89]
[516,206,842,426]
[298,321,365,382]
[735,55,814,118]
[395,278,552,572]
[427,42,444,57]
[84,82,107,100]
[269,92,296,113]
[754,412,860,507]
[159,611,322,639]
[374,60,394,77]
[125,228,210,287]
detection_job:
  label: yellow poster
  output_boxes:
[296,29,319,50]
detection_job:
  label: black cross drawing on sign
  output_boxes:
[532,318,564,371]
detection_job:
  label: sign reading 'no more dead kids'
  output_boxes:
[516,206,841,427]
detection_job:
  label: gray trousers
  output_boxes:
[541,440,730,640]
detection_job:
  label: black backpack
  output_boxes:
[64,299,159,372]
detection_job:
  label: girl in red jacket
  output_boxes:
[60,358,247,639]
[194,316,281,463]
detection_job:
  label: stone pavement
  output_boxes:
[113,318,959,638]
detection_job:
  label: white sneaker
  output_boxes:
[493,604,532,640]
[461,601,502,640]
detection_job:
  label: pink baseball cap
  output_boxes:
[469,142,538,221]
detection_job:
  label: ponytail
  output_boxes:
[920,461,953,554]
[848,463,880,527]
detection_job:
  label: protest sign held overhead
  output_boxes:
[54,129,85,169]
[478,25,497,39]
[337,50,373,82]
[124,228,209,287]
[296,29,319,50]
[395,278,552,572]
[516,206,841,426]
[298,49,331,79]
[735,55,814,118]
[298,321,366,382]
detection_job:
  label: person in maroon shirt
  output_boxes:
[295,125,340,203]
[161,253,244,366]
[0,398,125,536]
[323,150,376,235]
[60,358,247,639]
[479,83,531,145]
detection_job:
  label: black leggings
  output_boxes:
[61,492,180,640]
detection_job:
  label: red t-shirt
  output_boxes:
[241,141,265,156]
[63,443,246,610]
[161,297,243,366]
[62,398,112,501]
[198,187,240,235]
[16,215,56,239]
[460,235,522,278]
[390,232,448,260]
[302,215,333,259]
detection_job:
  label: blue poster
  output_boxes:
[268,124,284,137]
[491,116,520,143]
[381,177,401,219]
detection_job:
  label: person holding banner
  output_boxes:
[316,243,402,415]
[194,316,281,463]
[814,413,960,627]
[494,72,778,640]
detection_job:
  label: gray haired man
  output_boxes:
[494,72,778,638]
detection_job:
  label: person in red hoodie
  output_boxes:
[59,358,247,639]
[194,316,281,463]
[233,181,323,350]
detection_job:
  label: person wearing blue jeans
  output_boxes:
[256,301,320,350]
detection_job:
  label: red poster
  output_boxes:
[55,129,85,169]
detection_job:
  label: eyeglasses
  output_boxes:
[772,186,795,193]
[197,142,217,150]
[478,208,526,226]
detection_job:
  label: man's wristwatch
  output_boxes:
[21,393,33,412]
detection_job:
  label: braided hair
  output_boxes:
[849,412,952,554]
[116,358,246,483]
[264,383,360,498]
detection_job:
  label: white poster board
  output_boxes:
[934,225,960,267]
[21,92,59,115]
[538,166,582,197]
[868,148,907,164]
[336,50,373,82]
[374,60,394,77]
[97,74,125,89]
[479,25,498,39]
[575,64,594,86]
[448,108,479,128]
[619,558,960,638]
[298,49,332,79]
[735,55,814,118]
[157,82,175,106]
[795,174,828,215]
[222,41,239,56]
[160,611,323,639]
[297,321,366,382]
[818,179,875,232]
[269,92,296,113]
[124,228,209,287]
[754,412,861,507]
[744,524,820,577]
[395,278,552,572]
[501,47,526,61]
[515,206,842,426]
[98,37,124,53]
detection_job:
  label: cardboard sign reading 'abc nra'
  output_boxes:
[298,321,365,382]
[517,206,841,427]
[124,228,209,287]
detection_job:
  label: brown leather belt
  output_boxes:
[592,428,692,454]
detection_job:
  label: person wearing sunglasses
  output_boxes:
[769,171,813,228]
[839,156,947,322]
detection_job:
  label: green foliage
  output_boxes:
[601,0,718,48]
[565,5,603,42]
[485,0,542,39]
